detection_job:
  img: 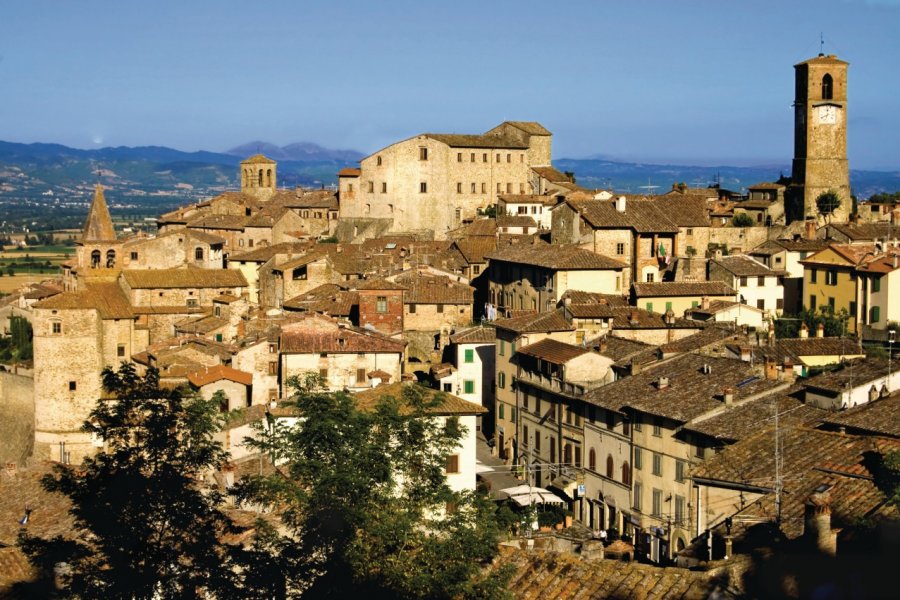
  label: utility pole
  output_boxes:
[774,393,783,525]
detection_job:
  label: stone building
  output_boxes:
[787,54,851,224]
[338,121,553,239]
[64,184,124,290]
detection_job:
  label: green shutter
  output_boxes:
[872,306,881,323]
[646,302,653,312]
[464,380,474,394]
[665,301,673,312]
[464,349,474,363]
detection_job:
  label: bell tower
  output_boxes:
[240,154,277,200]
[787,54,850,224]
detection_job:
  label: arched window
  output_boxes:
[822,74,833,100]
[606,455,614,478]
[258,169,264,186]
[90,250,101,268]
[376,155,382,166]
[267,168,273,186]
[194,247,204,261]
[106,249,116,268]
[564,444,572,466]
[622,461,631,485]
[589,448,596,471]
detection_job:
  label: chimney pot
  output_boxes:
[723,386,734,405]
[616,196,627,213]
[657,376,670,390]
[816,323,825,338]
[800,323,809,338]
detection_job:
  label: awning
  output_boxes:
[498,485,566,506]
[549,474,578,501]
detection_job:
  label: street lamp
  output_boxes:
[889,330,896,394]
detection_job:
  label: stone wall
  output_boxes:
[0,371,34,466]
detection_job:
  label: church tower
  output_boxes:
[787,54,851,224]
[240,154,277,200]
[73,184,123,288]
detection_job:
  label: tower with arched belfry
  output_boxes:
[71,184,123,289]
[240,154,277,200]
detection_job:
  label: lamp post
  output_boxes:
[889,330,896,394]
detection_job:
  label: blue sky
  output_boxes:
[2,0,899,169]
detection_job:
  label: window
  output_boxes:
[757,299,765,310]
[665,301,673,312]
[622,461,631,485]
[470,153,475,162]
[809,295,817,311]
[499,340,505,356]
[381,182,387,193]
[498,404,505,420]
[497,183,502,193]
[828,297,835,312]
[293,265,307,280]
[367,181,374,193]
[268,361,278,376]
[463,380,475,394]
[634,447,643,470]
[419,182,427,193]
[606,410,615,431]
[589,448,596,471]
[355,368,366,384]
[419,147,428,161]
[472,265,480,275]
[777,298,784,310]
[871,306,881,323]
[436,304,444,313]
[409,303,416,314]
[575,446,582,468]
[675,460,686,483]
[471,182,476,193]
[69,381,77,391]
[376,296,388,313]
[456,182,462,194]
[646,302,654,312]
[130,251,138,260]
[616,243,625,255]
[457,152,462,162]
[695,444,705,459]
[739,276,748,286]
[482,153,488,162]
[506,183,512,194]
[506,153,511,163]
[822,73,833,100]
[455,208,461,221]
[826,270,838,286]
[873,276,882,292]
[269,343,276,353]
[319,368,328,379]
[810,269,817,284]
[849,301,856,316]
[652,453,662,476]
[376,155,382,166]
[686,228,694,236]
[51,321,61,334]
[652,488,662,516]
[549,438,556,464]
[496,153,501,163]
[645,273,654,283]
[675,495,686,524]
[464,348,474,363]
[653,418,662,437]
[511,407,516,423]
[535,433,541,452]
[633,482,643,511]
[606,455,614,478]
[186,298,199,308]
[633,414,642,431]
[445,454,460,474]
[481,183,486,193]
[498,372,506,388]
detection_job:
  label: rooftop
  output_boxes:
[632,281,736,297]
[486,242,626,271]
[711,255,780,277]
[448,326,496,344]
[493,309,573,334]
[516,338,589,365]
[820,393,900,438]
[122,268,247,290]
[187,364,253,388]
[353,382,487,416]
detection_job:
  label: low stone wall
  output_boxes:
[0,370,34,466]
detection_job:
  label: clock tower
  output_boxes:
[787,54,851,224]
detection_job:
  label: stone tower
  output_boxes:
[240,154,277,200]
[787,54,851,224]
[74,184,122,284]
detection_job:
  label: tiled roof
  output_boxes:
[560,289,629,306]
[449,326,496,344]
[280,315,406,354]
[531,166,570,182]
[393,274,473,304]
[354,382,487,416]
[827,222,897,242]
[338,167,360,177]
[353,278,407,291]
[186,213,248,231]
[240,153,276,164]
[632,281,736,297]
[737,199,774,210]
[229,242,311,263]
[277,190,339,209]
[487,242,626,270]
[592,335,657,364]
[750,337,865,365]
[684,389,827,442]
[820,393,900,437]
[504,121,552,135]
[184,229,226,245]
[489,547,717,600]
[584,354,787,422]
[122,268,247,289]
[566,198,679,233]
[711,255,779,277]
[34,281,133,319]
[516,338,588,364]
[82,184,116,242]
[425,133,529,149]
[493,309,573,334]
[448,219,497,238]
[187,364,253,388]
[175,314,227,335]
[658,324,743,355]
[453,237,496,264]
[652,195,711,227]
[748,181,785,190]
[498,193,559,205]
[801,358,890,393]
[496,215,537,228]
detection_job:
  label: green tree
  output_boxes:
[732,213,754,227]
[816,190,842,221]
[238,374,510,599]
[774,307,851,339]
[9,315,32,361]
[19,364,246,599]
[477,204,498,218]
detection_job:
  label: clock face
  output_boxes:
[817,105,837,125]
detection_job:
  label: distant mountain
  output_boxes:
[226,141,364,163]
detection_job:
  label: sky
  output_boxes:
[1,0,899,169]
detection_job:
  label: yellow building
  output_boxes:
[799,244,873,333]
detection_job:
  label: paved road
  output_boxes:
[476,431,523,497]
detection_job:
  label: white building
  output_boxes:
[709,255,784,318]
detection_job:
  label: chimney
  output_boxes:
[723,386,734,405]
[701,295,710,310]
[598,337,608,353]
[616,196,627,213]
[816,323,825,338]
[869,385,880,403]
[800,323,809,338]
[630,361,642,376]
[739,346,751,362]
[805,219,816,241]
[657,376,670,390]
[765,358,778,380]
[665,309,675,326]
[5,462,16,478]
[892,208,900,226]
[630,308,640,325]
[804,491,837,556]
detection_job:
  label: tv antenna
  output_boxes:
[638,177,659,196]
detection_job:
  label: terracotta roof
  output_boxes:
[240,153,276,164]
[584,353,788,422]
[711,255,779,277]
[175,314,227,335]
[280,315,406,354]
[827,222,897,242]
[737,199,774,210]
[632,281,736,297]
[795,53,848,66]
[449,326,496,344]
[34,281,133,319]
[82,184,116,242]
[592,335,657,364]
[213,294,241,304]
[516,338,588,364]
[489,547,716,600]
[560,289,629,307]
[658,324,744,355]
[820,393,900,438]
[856,249,900,274]
[801,358,890,394]
[453,237,496,264]
[503,121,551,135]
[229,242,310,262]
[566,197,679,233]
[184,229,226,245]
[487,242,626,270]
[496,215,537,228]
[493,309,573,334]
[750,337,864,365]
[652,195,711,227]
[748,181,785,190]
[187,364,253,388]
[338,167,360,177]
[186,214,247,231]
[353,382,487,416]
[122,268,247,289]
[425,133,529,149]
[393,273,473,304]
[448,219,497,239]
[531,166,570,182]
[353,278,407,291]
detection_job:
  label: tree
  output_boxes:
[774,306,851,339]
[732,213,754,227]
[9,315,32,361]
[477,204,498,218]
[19,364,246,599]
[816,190,842,221]
[238,374,510,599]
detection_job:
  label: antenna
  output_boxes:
[774,393,783,524]
[638,177,659,196]
[820,32,825,55]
